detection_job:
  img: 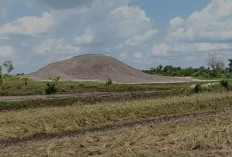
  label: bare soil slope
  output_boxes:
[29,54,194,83]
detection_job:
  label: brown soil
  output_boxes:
[28,54,194,83]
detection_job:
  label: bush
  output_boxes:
[105,79,113,87]
[45,82,58,95]
[194,83,202,93]
[220,80,229,90]
[70,85,75,89]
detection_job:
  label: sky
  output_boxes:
[0,0,232,74]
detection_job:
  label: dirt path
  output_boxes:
[0,92,109,102]
[1,109,231,149]
[0,79,219,102]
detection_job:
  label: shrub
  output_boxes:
[45,82,58,95]
[105,79,113,87]
[220,80,229,90]
[194,83,202,93]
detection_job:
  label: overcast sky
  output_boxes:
[0,0,232,74]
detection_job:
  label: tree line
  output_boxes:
[143,54,232,79]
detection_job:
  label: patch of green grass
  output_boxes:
[0,77,225,96]
[0,77,207,96]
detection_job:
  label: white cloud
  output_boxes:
[34,38,80,55]
[197,43,232,52]
[0,0,155,46]
[151,0,232,58]
[0,45,14,58]
[112,6,151,24]
[168,0,232,42]
[119,53,128,59]
[126,29,158,46]
[152,43,169,56]
[133,52,143,59]
[0,12,53,38]
[44,1,155,56]
[0,0,159,73]
[110,6,153,38]
[169,17,184,29]
[75,30,95,45]
[152,42,232,57]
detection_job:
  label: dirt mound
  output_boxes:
[29,54,194,83]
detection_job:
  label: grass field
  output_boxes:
[1,79,232,157]
[1,92,232,142]
[0,90,183,111]
[0,77,225,96]
[1,106,232,157]
[0,77,191,95]
[0,77,226,111]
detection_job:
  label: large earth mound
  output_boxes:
[29,54,194,83]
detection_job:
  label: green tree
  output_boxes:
[50,76,61,85]
[2,61,14,75]
[45,82,58,95]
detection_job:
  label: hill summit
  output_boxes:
[29,54,193,83]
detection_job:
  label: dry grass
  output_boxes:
[1,112,232,157]
[1,92,232,141]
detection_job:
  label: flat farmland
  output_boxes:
[1,90,232,157]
